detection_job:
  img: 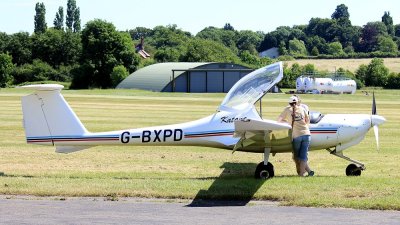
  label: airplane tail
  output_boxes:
[20,84,91,153]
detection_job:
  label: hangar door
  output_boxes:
[188,71,248,93]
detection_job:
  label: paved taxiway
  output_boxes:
[1,196,399,225]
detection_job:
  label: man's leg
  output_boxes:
[292,137,302,176]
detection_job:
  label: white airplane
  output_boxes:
[20,62,386,179]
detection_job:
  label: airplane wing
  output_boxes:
[233,119,292,153]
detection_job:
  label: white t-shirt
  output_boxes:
[279,105,310,138]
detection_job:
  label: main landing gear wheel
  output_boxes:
[346,163,362,176]
[255,162,274,179]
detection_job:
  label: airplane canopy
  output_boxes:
[219,61,283,111]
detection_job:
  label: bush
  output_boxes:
[11,59,56,84]
[110,65,129,87]
[384,72,400,89]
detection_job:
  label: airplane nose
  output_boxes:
[371,115,386,126]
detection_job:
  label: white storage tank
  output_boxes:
[331,80,357,94]
[314,78,333,93]
[296,77,305,92]
[304,77,314,92]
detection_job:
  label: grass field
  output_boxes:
[0,87,399,210]
[286,58,400,73]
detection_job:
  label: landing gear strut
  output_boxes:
[255,147,274,179]
[327,148,365,176]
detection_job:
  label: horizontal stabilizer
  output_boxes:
[18,84,64,91]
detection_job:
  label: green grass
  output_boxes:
[0,87,400,210]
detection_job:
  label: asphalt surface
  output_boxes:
[0,196,399,225]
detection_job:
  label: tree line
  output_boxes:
[259,4,400,59]
[0,2,399,89]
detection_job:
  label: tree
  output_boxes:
[382,11,394,36]
[258,32,278,51]
[331,4,350,21]
[239,50,258,66]
[54,6,64,30]
[376,35,398,52]
[128,27,153,40]
[34,2,47,34]
[303,63,316,73]
[31,29,63,67]
[360,22,388,52]
[0,53,14,87]
[66,0,80,32]
[279,63,302,88]
[355,64,367,86]
[73,7,81,32]
[0,32,10,53]
[395,24,400,37]
[154,47,180,62]
[331,4,351,26]
[236,30,263,54]
[289,28,306,41]
[327,41,344,55]
[288,38,307,56]
[343,44,355,54]
[259,26,292,52]
[79,19,138,88]
[147,25,191,62]
[311,46,319,56]
[278,41,288,55]
[31,28,81,67]
[6,32,32,65]
[182,38,240,63]
[196,26,238,53]
[365,58,389,87]
[110,65,129,87]
[306,18,337,42]
[385,72,400,89]
[223,23,234,31]
[61,31,82,65]
[305,35,328,54]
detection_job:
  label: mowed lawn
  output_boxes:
[0,87,399,210]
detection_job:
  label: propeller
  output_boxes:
[372,91,377,115]
[372,91,378,151]
[370,92,386,151]
[373,125,379,150]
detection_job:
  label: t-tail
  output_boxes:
[20,84,91,153]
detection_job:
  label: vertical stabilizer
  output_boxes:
[20,84,88,147]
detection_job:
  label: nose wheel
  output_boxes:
[346,163,362,176]
[255,162,274,179]
[327,148,365,176]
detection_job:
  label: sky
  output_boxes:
[0,0,399,35]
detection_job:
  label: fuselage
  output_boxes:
[28,105,375,154]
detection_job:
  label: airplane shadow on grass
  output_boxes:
[187,162,267,207]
